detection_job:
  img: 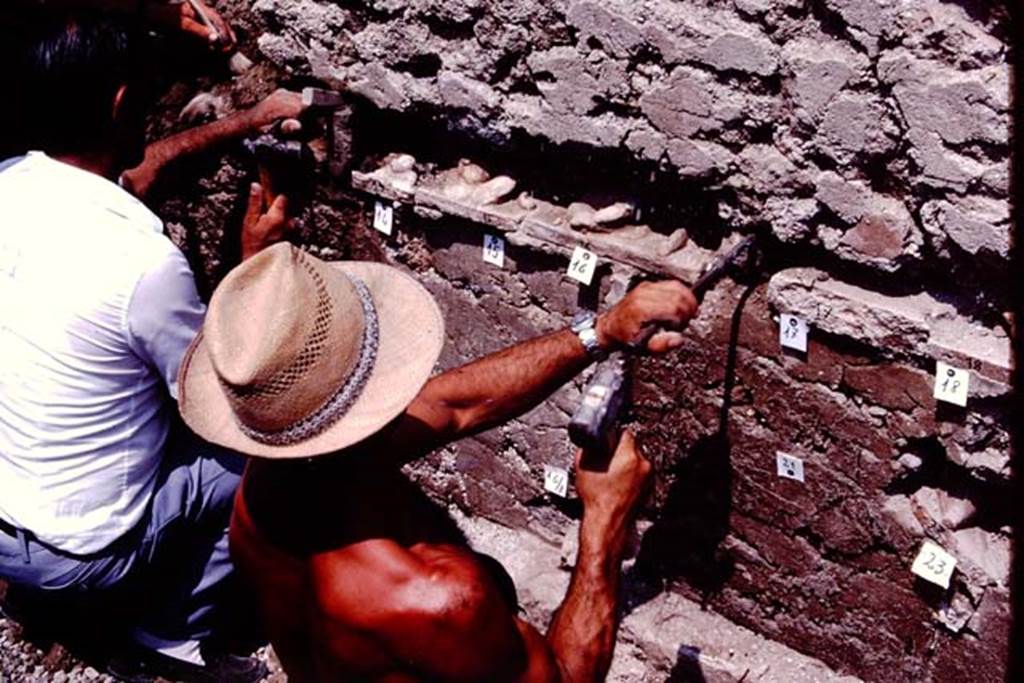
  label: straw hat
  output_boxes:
[178,243,445,458]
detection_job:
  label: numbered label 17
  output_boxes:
[779,314,809,353]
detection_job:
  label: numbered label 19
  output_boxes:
[483,234,505,268]
[566,247,598,286]
[779,314,809,353]
[373,201,395,236]
[933,362,969,407]
[543,465,569,498]
[776,452,805,483]
[911,540,957,589]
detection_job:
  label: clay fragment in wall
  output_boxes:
[566,201,634,230]
[369,153,418,192]
[436,160,517,207]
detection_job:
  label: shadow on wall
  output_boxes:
[667,645,707,682]
[625,285,758,614]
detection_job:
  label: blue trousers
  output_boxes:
[0,422,245,645]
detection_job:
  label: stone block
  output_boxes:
[699,31,779,77]
[814,93,899,166]
[920,195,1010,260]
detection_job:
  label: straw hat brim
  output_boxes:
[178,261,445,459]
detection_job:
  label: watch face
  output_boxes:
[571,311,596,332]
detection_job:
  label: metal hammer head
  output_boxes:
[301,87,345,109]
[244,134,308,163]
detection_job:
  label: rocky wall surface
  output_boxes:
[152,0,1013,681]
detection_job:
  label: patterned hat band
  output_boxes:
[237,277,380,446]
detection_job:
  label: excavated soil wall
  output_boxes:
[147,1,1013,681]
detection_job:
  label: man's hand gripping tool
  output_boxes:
[568,235,760,459]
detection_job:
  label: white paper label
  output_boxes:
[373,201,394,235]
[779,314,809,353]
[483,234,505,268]
[567,247,598,285]
[911,540,957,589]
[933,362,969,407]
[776,452,805,483]
[543,465,569,498]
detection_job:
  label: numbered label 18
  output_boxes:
[911,540,957,589]
[543,465,569,498]
[933,361,969,407]
[566,247,598,286]
[483,234,505,268]
[373,201,395,236]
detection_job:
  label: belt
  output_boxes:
[0,516,17,538]
[0,516,32,563]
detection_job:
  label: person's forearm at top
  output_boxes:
[122,90,304,198]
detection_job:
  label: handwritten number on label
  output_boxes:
[779,314,809,353]
[911,541,957,589]
[483,234,505,268]
[775,452,805,483]
[543,465,569,498]
[373,201,394,235]
[567,247,597,285]
[933,362,969,407]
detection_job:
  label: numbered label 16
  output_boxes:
[566,247,598,286]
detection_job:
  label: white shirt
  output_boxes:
[0,153,206,555]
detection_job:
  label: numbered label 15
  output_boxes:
[483,234,505,268]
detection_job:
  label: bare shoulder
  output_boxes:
[309,541,500,627]
[309,541,556,681]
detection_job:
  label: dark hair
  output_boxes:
[15,12,145,156]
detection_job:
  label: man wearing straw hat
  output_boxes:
[180,242,699,681]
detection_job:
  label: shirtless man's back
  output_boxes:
[232,431,652,682]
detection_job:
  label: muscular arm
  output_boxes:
[403,328,592,449]
[546,502,632,682]
[122,90,303,198]
[379,280,698,464]
[543,431,650,682]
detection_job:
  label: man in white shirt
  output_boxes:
[0,10,298,682]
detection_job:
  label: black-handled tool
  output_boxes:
[568,234,761,460]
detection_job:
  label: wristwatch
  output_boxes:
[571,311,607,361]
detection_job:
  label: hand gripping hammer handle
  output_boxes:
[568,233,760,461]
